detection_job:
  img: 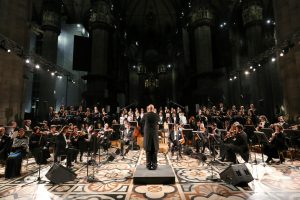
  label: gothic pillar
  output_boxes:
[37,0,61,118]
[188,2,215,102]
[85,0,113,106]
[189,4,214,74]
[274,0,300,120]
[0,0,31,125]
[242,0,264,108]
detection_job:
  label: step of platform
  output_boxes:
[133,165,175,184]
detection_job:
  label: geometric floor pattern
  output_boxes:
[1,148,300,200]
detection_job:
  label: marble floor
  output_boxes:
[0,148,300,200]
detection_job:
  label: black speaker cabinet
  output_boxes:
[46,163,77,184]
[219,164,253,186]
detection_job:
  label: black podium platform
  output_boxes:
[133,165,175,184]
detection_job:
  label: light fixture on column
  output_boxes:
[280,52,284,57]
[51,72,55,76]
[7,49,11,53]
[35,64,40,69]
[25,59,30,64]
[271,57,276,62]
[244,70,249,75]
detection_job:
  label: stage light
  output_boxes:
[135,41,139,46]
[167,64,171,68]
[7,49,11,53]
[271,57,276,62]
[266,19,271,24]
[220,24,224,28]
[77,24,81,28]
[234,76,237,80]
[253,68,256,72]
[244,70,249,75]
[51,72,55,76]
[25,59,30,64]
[280,52,284,57]
[249,66,253,69]
[35,64,40,69]
[229,78,233,81]
[133,65,136,69]
[258,64,261,67]
[224,22,227,25]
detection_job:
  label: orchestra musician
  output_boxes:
[29,126,50,164]
[256,115,270,131]
[223,124,249,164]
[277,116,289,129]
[11,128,29,158]
[141,104,160,170]
[263,124,287,164]
[120,121,134,156]
[54,126,73,168]
[169,124,184,157]
[77,130,88,162]
[194,121,208,154]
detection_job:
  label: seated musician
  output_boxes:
[169,124,184,158]
[54,126,74,168]
[223,124,249,163]
[256,115,270,131]
[277,116,289,129]
[29,126,50,164]
[263,124,287,164]
[0,127,12,162]
[77,130,88,162]
[69,126,80,163]
[120,121,134,156]
[24,119,32,131]
[194,121,208,154]
[208,123,221,155]
[11,128,29,158]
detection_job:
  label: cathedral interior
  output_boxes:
[1,0,300,199]
[0,0,299,123]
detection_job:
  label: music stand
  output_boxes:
[254,131,269,166]
[129,121,138,128]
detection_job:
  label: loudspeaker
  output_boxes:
[219,164,253,186]
[45,163,77,184]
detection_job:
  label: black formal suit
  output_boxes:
[141,112,160,169]
[29,134,50,164]
[120,127,134,155]
[0,134,12,161]
[169,130,183,157]
[224,131,249,163]
[263,132,287,162]
[55,133,72,167]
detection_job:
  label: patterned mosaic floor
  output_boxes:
[1,148,300,200]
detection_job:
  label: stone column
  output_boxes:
[37,0,61,118]
[273,0,300,120]
[85,0,113,106]
[188,2,214,100]
[242,0,264,107]
[0,0,31,125]
[189,5,213,74]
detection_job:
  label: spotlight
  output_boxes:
[167,64,171,68]
[253,68,256,72]
[229,78,233,81]
[51,72,55,76]
[7,49,11,53]
[77,24,81,28]
[25,59,30,64]
[244,70,249,75]
[271,57,276,62]
[135,41,139,46]
[249,66,253,69]
[280,52,284,57]
[266,19,271,24]
[35,64,40,69]
[258,64,261,67]
[133,65,136,69]
[234,76,237,80]
[220,24,224,28]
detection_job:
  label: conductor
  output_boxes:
[141,104,160,170]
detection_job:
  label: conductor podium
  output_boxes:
[133,165,175,184]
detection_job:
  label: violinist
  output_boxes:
[54,126,73,168]
[194,121,208,154]
[223,124,249,163]
[29,126,50,164]
[169,124,183,158]
[263,124,287,164]
[256,115,270,131]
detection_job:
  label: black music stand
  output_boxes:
[254,131,269,166]
[129,121,138,128]
[112,124,121,140]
